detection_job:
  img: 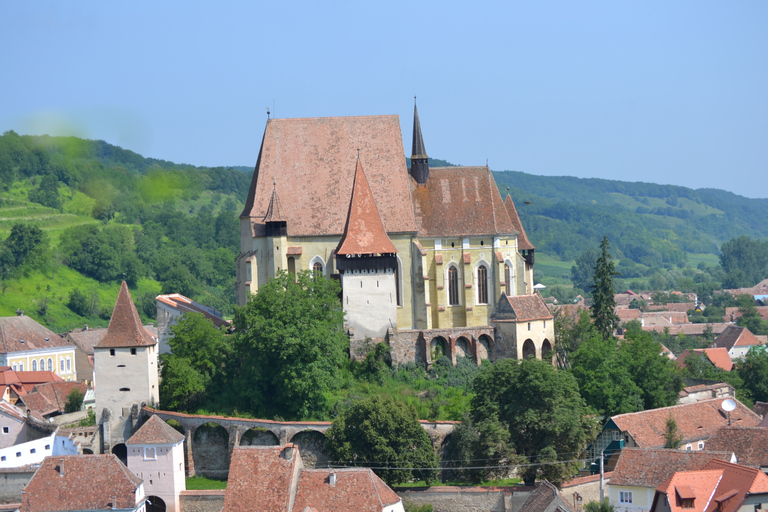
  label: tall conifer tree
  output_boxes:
[591,236,620,340]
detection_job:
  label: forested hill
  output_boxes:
[492,170,768,270]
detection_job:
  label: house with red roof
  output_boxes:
[237,106,539,364]
[650,459,768,512]
[0,366,63,404]
[491,292,554,361]
[20,454,146,512]
[710,325,764,361]
[705,426,768,473]
[676,348,734,372]
[223,444,404,512]
[0,314,77,381]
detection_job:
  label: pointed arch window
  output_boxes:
[313,262,323,274]
[448,266,460,306]
[477,264,489,304]
[504,264,511,292]
[32,360,37,371]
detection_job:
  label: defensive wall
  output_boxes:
[143,407,457,479]
[385,326,496,366]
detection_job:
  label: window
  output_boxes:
[681,499,694,509]
[60,359,65,372]
[528,322,531,331]
[11,364,16,371]
[39,359,44,371]
[698,441,704,450]
[476,264,488,304]
[30,448,35,454]
[0,456,4,461]
[144,447,156,460]
[110,349,116,356]
[32,360,37,371]
[15,452,21,458]
[47,358,53,371]
[18,363,22,371]
[313,262,323,274]
[504,264,511,292]
[44,444,50,450]
[448,266,460,306]
[130,348,136,356]
[2,427,8,434]
[119,388,131,392]
[66,358,71,371]
[619,492,633,504]
[685,444,692,451]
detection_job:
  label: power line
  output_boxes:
[326,458,589,471]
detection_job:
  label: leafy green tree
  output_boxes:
[737,347,768,403]
[621,322,684,409]
[442,414,517,483]
[663,416,682,449]
[470,358,589,487]
[325,396,438,486]
[230,270,347,420]
[571,247,599,294]
[3,223,49,272]
[159,312,230,411]
[28,174,61,209]
[64,387,84,413]
[585,499,616,512]
[720,236,768,289]
[555,309,598,369]
[591,237,620,340]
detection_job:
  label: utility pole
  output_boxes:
[600,449,605,502]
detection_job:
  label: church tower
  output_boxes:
[336,158,398,351]
[410,100,429,184]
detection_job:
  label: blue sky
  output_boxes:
[2,2,766,198]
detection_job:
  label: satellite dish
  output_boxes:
[722,399,736,412]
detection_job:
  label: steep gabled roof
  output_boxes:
[0,316,72,354]
[705,427,768,469]
[223,445,299,512]
[677,348,733,371]
[611,448,734,488]
[21,455,142,512]
[294,468,401,512]
[712,326,763,351]
[95,282,156,349]
[701,459,768,512]
[263,182,286,222]
[127,414,185,445]
[504,194,535,250]
[336,159,397,256]
[21,381,87,417]
[654,469,722,512]
[65,327,107,356]
[240,116,418,237]
[496,293,553,322]
[411,166,516,237]
[611,398,760,448]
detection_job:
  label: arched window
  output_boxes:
[60,359,65,373]
[313,262,323,274]
[504,264,511,293]
[47,358,53,371]
[39,359,45,371]
[448,266,460,306]
[32,360,37,371]
[477,264,489,304]
[310,256,326,276]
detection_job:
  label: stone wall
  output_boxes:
[179,490,225,512]
[398,486,535,512]
[388,326,495,366]
[0,468,35,504]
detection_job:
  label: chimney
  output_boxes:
[329,472,337,487]
[15,309,23,316]
[83,324,88,331]
[281,444,295,461]
[58,459,64,477]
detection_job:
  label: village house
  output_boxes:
[0,314,77,381]
[155,293,228,354]
[223,444,404,512]
[587,398,760,472]
[18,380,87,419]
[677,382,735,405]
[0,365,63,404]
[608,448,735,512]
[676,348,733,372]
[710,325,764,360]
[705,426,768,474]
[649,459,768,512]
[237,106,548,365]
[20,454,147,512]
[65,325,107,384]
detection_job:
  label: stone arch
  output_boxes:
[477,334,492,362]
[542,339,552,360]
[289,430,328,468]
[82,448,93,455]
[430,336,449,362]
[164,419,185,435]
[416,332,428,364]
[455,336,471,361]
[240,427,280,446]
[309,255,327,276]
[112,443,127,466]
[192,422,230,478]
[146,496,166,512]
[522,339,536,360]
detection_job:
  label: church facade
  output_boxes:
[237,106,551,364]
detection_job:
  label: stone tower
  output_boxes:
[94,282,159,454]
[336,158,399,352]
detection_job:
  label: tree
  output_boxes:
[159,312,230,411]
[720,236,768,289]
[585,500,616,512]
[571,247,600,294]
[325,396,438,486]
[663,416,682,449]
[590,237,620,340]
[2,223,48,272]
[470,358,590,487]
[64,387,84,413]
[442,414,517,483]
[230,270,348,420]
[737,346,768,403]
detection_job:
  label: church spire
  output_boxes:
[263,180,287,236]
[410,98,429,184]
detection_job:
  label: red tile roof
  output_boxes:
[704,426,768,469]
[411,166,516,237]
[0,316,72,354]
[241,116,418,237]
[21,455,142,512]
[223,445,299,512]
[701,459,768,512]
[504,294,553,322]
[712,325,764,352]
[611,448,734,488]
[65,327,108,356]
[96,282,156,348]
[642,323,730,336]
[336,159,397,256]
[0,401,27,423]
[156,294,229,328]
[677,349,733,371]
[21,381,87,417]
[611,398,761,448]
[127,414,185,445]
[504,194,534,250]
[293,469,401,512]
[654,469,722,512]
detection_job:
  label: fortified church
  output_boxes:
[237,105,554,364]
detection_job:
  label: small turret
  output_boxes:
[263,180,287,237]
[410,99,429,184]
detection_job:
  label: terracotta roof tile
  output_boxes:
[505,294,553,322]
[0,316,72,354]
[223,445,298,512]
[96,282,156,348]
[293,468,401,512]
[411,166,516,237]
[611,398,760,448]
[712,326,763,352]
[677,349,733,372]
[705,427,768,469]
[518,481,573,512]
[241,116,417,237]
[263,183,286,222]
[654,469,722,512]
[611,448,733,488]
[127,414,185,445]
[21,381,87,416]
[504,194,535,250]
[0,401,27,423]
[21,455,142,512]
[642,323,730,336]
[65,328,107,356]
[336,159,397,256]
[701,459,768,512]
[156,294,229,328]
